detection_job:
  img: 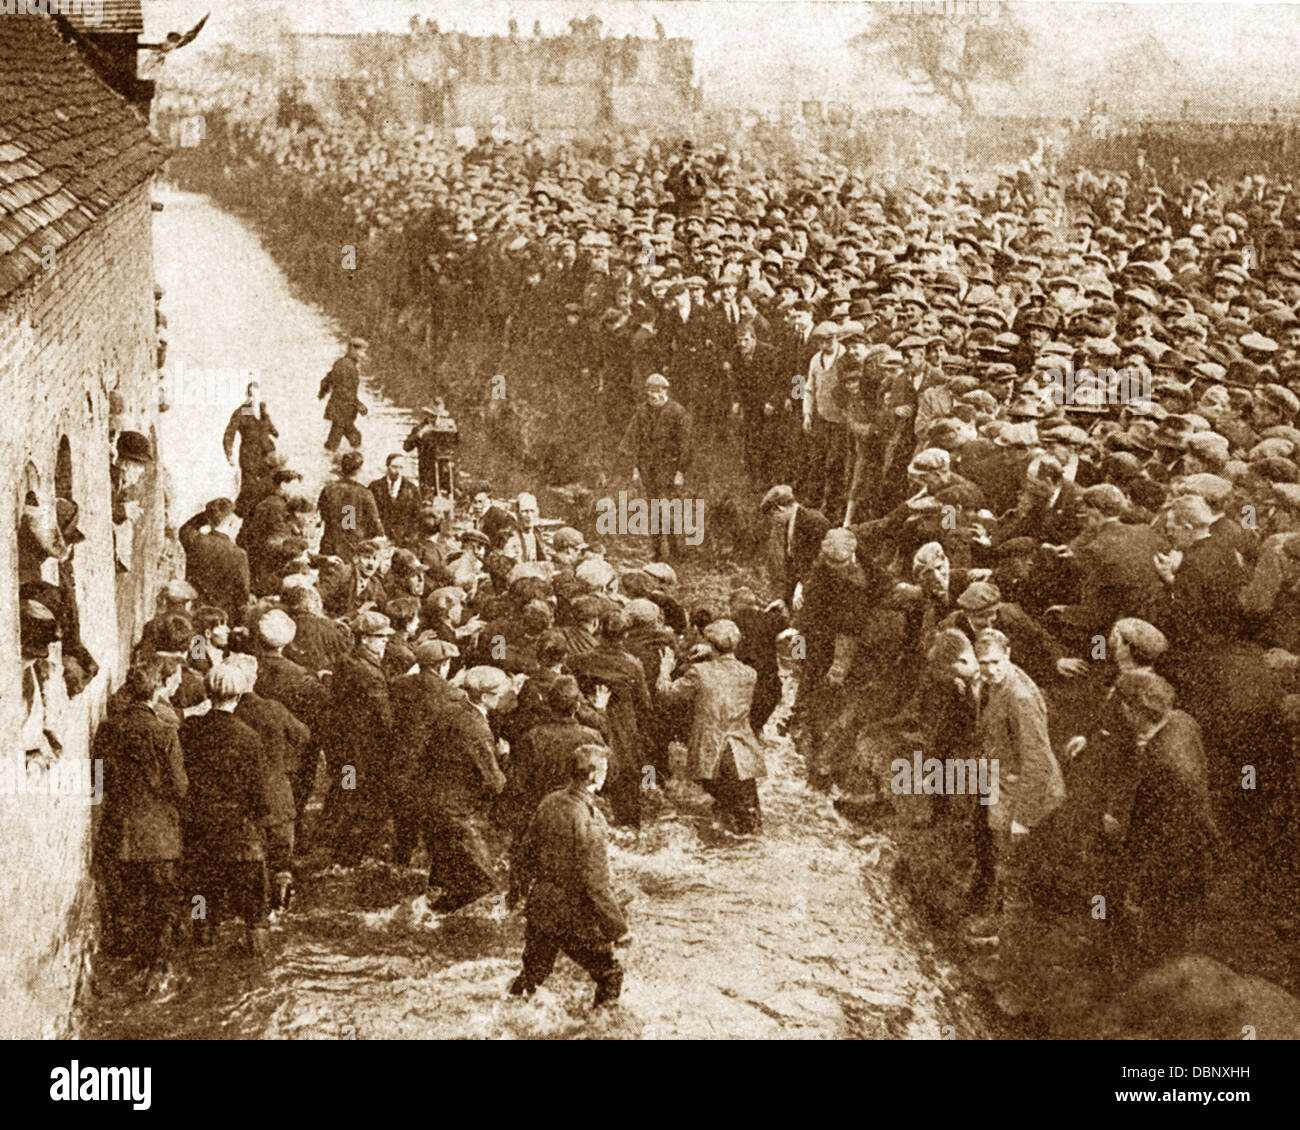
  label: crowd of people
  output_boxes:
[130,83,1300,997]
[91,364,789,1006]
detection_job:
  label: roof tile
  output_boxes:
[0,13,163,299]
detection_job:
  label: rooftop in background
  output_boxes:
[0,13,164,299]
[66,0,143,35]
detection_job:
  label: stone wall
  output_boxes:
[0,178,164,1039]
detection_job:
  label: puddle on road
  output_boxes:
[81,739,992,1041]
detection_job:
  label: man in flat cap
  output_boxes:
[800,321,848,514]
[318,337,369,452]
[254,608,331,839]
[508,743,628,1008]
[323,611,395,866]
[1105,670,1217,968]
[618,374,692,561]
[759,484,829,611]
[941,580,1087,687]
[388,638,464,865]
[178,663,271,955]
[422,665,510,912]
[657,618,766,834]
[178,497,250,623]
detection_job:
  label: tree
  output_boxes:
[851,3,1029,119]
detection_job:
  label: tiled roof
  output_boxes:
[0,14,163,299]
[66,1,143,36]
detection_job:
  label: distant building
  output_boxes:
[0,8,166,1038]
[278,26,696,134]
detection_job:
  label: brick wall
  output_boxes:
[0,177,163,1039]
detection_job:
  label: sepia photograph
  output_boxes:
[0,0,1293,1095]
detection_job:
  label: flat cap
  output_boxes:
[624,598,661,626]
[1259,384,1300,415]
[162,579,200,603]
[907,448,951,477]
[957,581,1002,611]
[820,527,857,564]
[551,526,587,552]
[1111,617,1169,662]
[356,611,395,637]
[206,662,248,698]
[760,484,796,513]
[702,618,741,651]
[415,638,460,665]
[575,556,616,590]
[645,373,670,389]
[257,609,297,649]
[642,561,678,587]
[462,665,512,696]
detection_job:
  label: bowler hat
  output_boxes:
[117,430,153,464]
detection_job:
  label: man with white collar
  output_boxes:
[503,492,548,563]
[800,321,847,512]
[759,484,829,611]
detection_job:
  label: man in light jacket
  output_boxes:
[971,628,1066,934]
[657,618,766,834]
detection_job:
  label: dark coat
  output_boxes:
[369,474,423,547]
[316,478,383,561]
[732,605,784,730]
[568,643,652,811]
[235,692,310,826]
[329,651,393,782]
[96,701,188,862]
[513,784,628,945]
[731,340,784,415]
[222,403,278,474]
[1167,530,1253,650]
[774,503,831,606]
[319,354,364,423]
[285,611,353,675]
[502,718,606,835]
[1121,710,1218,906]
[239,493,295,594]
[319,562,389,619]
[255,653,330,734]
[618,399,692,483]
[1069,519,1170,634]
[178,709,269,860]
[178,515,250,622]
[424,697,506,814]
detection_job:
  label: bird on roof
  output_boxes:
[140,12,209,54]
[139,12,209,77]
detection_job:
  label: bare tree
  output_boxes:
[851,3,1029,119]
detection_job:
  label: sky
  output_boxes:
[142,1,1300,117]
